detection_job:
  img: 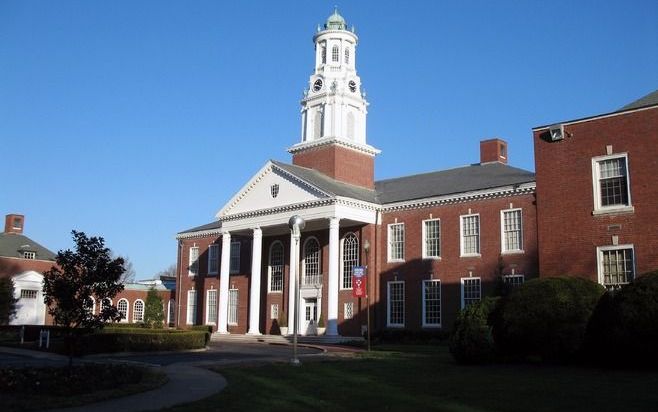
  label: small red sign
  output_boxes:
[353,266,367,298]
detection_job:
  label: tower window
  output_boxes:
[332,45,339,62]
[321,46,326,64]
[344,48,350,64]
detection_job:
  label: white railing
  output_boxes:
[302,273,323,287]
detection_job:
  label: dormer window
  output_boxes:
[332,45,339,62]
[23,251,36,260]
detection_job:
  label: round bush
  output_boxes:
[585,270,658,366]
[491,277,604,362]
[449,297,498,364]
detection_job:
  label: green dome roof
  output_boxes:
[325,8,346,30]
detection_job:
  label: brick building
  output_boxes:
[534,90,658,288]
[174,10,539,337]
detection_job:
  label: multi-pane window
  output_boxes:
[387,281,405,327]
[303,238,321,285]
[133,300,144,322]
[269,242,284,292]
[344,48,350,64]
[321,46,326,64]
[423,280,441,327]
[187,290,197,325]
[422,219,441,258]
[208,244,219,274]
[342,233,359,289]
[461,277,481,308]
[117,299,128,321]
[230,241,241,274]
[86,297,95,315]
[461,215,480,255]
[503,274,525,288]
[228,289,239,325]
[206,289,217,324]
[599,246,634,289]
[271,303,279,320]
[344,302,354,320]
[20,289,38,299]
[332,45,339,62]
[595,156,630,209]
[502,209,523,252]
[188,246,199,276]
[388,223,405,261]
[168,300,175,326]
[23,251,36,260]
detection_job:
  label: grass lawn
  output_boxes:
[166,344,658,412]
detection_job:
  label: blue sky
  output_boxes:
[1,1,656,278]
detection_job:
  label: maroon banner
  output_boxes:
[353,266,367,298]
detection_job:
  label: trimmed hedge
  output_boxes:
[492,277,604,362]
[585,270,658,367]
[73,330,208,354]
[449,297,498,364]
[372,329,449,344]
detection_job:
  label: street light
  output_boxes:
[288,215,305,366]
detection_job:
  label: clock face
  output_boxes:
[348,80,357,93]
[313,79,323,92]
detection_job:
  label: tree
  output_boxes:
[112,253,136,283]
[156,263,176,278]
[43,230,125,366]
[0,278,18,325]
[144,287,164,328]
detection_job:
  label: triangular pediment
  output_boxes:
[13,270,44,284]
[217,161,331,218]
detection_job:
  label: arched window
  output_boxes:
[347,112,355,140]
[303,237,321,285]
[344,48,350,64]
[86,297,96,315]
[342,233,359,289]
[313,108,324,139]
[99,298,112,315]
[117,298,129,322]
[133,299,144,322]
[321,46,326,64]
[269,241,284,292]
[332,45,339,62]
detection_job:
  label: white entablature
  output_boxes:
[292,9,371,153]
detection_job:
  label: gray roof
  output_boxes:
[178,220,222,235]
[0,233,56,261]
[272,160,379,203]
[376,162,535,204]
[618,89,658,112]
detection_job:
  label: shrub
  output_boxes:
[68,330,207,355]
[585,270,658,367]
[372,329,449,344]
[449,297,498,364]
[492,277,604,362]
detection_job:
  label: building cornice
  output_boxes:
[220,198,335,222]
[288,138,381,156]
[175,227,223,241]
[533,104,657,131]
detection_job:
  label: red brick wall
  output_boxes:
[0,257,54,277]
[534,107,658,281]
[480,139,508,164]
[378,194,538,331]
[292,144,375,188]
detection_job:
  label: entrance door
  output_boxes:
[303,298,318,335]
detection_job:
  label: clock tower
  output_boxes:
[289,9,380,189]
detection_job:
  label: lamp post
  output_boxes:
[363,239,371,352]
[288,215,305,366]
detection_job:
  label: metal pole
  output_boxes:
[292,235,300,365]
[364,242,371,352]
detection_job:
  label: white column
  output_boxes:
[248,228,262,335]
[327,217,340,336]
[287,232,296,332]
[218,231,231,334]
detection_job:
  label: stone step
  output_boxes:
[211,333,364,346]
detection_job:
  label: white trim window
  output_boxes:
[168,299,175,326]
[229,241,241,274]
[271,303,279,320]
[23,251,36,260]
[85,296,95,315]
[597,245,635,289]
[501,209,523,253]
[228,289,239,325]
[332,45,339,62]
[208,244,219,275]
[503,274,525,288]
[186,290,197,325]
[461,277,481,308]
[341,233,359,289]
[592,154,633,214]
[303,237,321,286]
[206,289,217,325]
[269,241,284,292]
[422,219,441,259]
[188,246,199,276]
[422,280,441,327]
[117,298,129,322]
[100,298,112,314]
[387,281,405,327]
[344,302,354,320]
[387,223,405,262]
[133,299,144,322]
[460,214,480,256]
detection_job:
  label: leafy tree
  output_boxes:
[43,230,125,366]
[0,278,18,325]
[144,287,164,328]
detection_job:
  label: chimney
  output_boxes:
[4,214,24,234]
[480,138,508,164]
